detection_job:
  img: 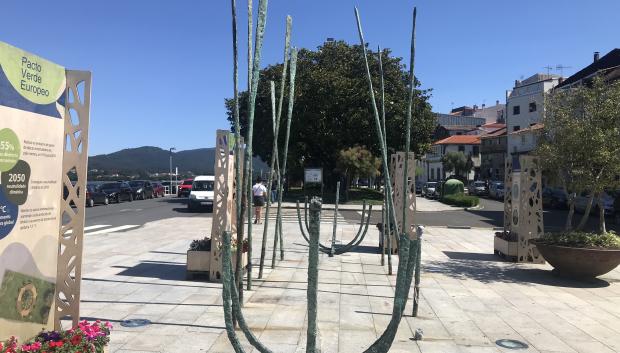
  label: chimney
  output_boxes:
[496,99,500,106]
[482,103,486,109]
[594,51,600,63]
[515,80,520,87]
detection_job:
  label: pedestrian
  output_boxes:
[252,177,267,224]
[271,179,278,202]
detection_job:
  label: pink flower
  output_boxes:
[104,321,113,329]
[20,341,42,352]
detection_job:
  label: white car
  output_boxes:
[188,175,215,211]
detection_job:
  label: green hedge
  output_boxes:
[440,193,479,207]
[538,231,620,249]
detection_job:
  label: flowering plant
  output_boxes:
[0,320,112,353]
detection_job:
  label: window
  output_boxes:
[473,146,479,155]
[521,135,526,144]
[458,145,465,152]
[513,125,520,132]
[529,102,537,112]
[431,168,435,180]
[513,105,520,115]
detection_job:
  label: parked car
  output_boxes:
[542,187,568,209]
[415,181,424,194]
[488,181,504,200]
[86,183,109,207]
[469,180,488,196]
[99,182,133,203]
[177,178,194,197]
[128,180,154,200]
[422,182,439,199]
[574,191,616,216]
[188,175,215,211]
[151,181,165,198]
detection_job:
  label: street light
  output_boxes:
[169,147,176,195]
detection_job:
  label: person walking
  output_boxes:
[252,177,267,224]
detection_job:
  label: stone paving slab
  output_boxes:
[77,213,620,353]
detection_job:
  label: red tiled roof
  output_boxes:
[482,122,506,129]
[480,127,507,138]
[509,123,544,135]
[433,135,481,145]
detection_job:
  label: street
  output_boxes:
[85,195,618,234]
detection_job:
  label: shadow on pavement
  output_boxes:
[443,251,502,262]
[423,257,611,288]
[115,262,187,281]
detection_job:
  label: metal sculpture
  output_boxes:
[271,46,298,268]
[296,196,372,256]
[221,1,422,352]
[259,16,292,279]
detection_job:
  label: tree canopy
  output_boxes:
[225,40,435,187]
[441,151,473,180]
[538,77,620,232]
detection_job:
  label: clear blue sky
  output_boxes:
[2,1,619,155]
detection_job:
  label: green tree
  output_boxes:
[336,145,381,198]
[538,77,620,232]
[225,41,435,187]
[441,151,472,181]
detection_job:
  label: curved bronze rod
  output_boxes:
[297,200,370,254]
[223,231,274,353]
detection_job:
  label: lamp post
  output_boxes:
[169,147,176,195]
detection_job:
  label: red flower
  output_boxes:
[49,340,64,348]
[70,334,82,345]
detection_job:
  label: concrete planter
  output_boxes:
[532,240,620,278]
[186,250,247,280]
[493,232,518,261]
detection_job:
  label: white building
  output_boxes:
[506,74,562,155]
[420,135,481,182]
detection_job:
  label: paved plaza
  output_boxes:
[78,210,620,353]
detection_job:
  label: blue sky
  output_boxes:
[2,1,619,155]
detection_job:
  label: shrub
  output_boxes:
[189,237,211,251]
[537,231,620,249]
[440,193,479,207]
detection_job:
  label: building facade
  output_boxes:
[420,135,481,182]
[480,127,507,182]
[506,74,562,155]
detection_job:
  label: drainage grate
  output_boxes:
[120,319,152,328]
[496,339,529,350]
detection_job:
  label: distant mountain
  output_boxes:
[88,146,268,175]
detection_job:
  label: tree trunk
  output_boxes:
[576,192,595,231]
[598,194,607,234]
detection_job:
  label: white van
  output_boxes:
[188,175,215,211]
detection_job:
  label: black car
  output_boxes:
[100,182,133,203]
[86,183,109,207]
[542,187,568,209]
[128,180,154,200]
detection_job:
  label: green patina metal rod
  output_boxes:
[223,231,274,353]
[356,7,420,352]
[222,231,247,353]
[296,200,371,255]
[401,7,417,242]
[240,0,269,297]
[353,8,400,243]
[259,17,291,279]
[330,181,340,257]
[306,198,321,353]
[272,47,298,267]
[230,0,244,277]
[377,45,392,274]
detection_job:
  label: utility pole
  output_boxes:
[169,147,176,195]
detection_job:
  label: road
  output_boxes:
[84,194,618,234]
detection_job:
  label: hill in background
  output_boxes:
[88,146,268,176]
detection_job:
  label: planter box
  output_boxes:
[186,250,247,280]
[494,234,518,261]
